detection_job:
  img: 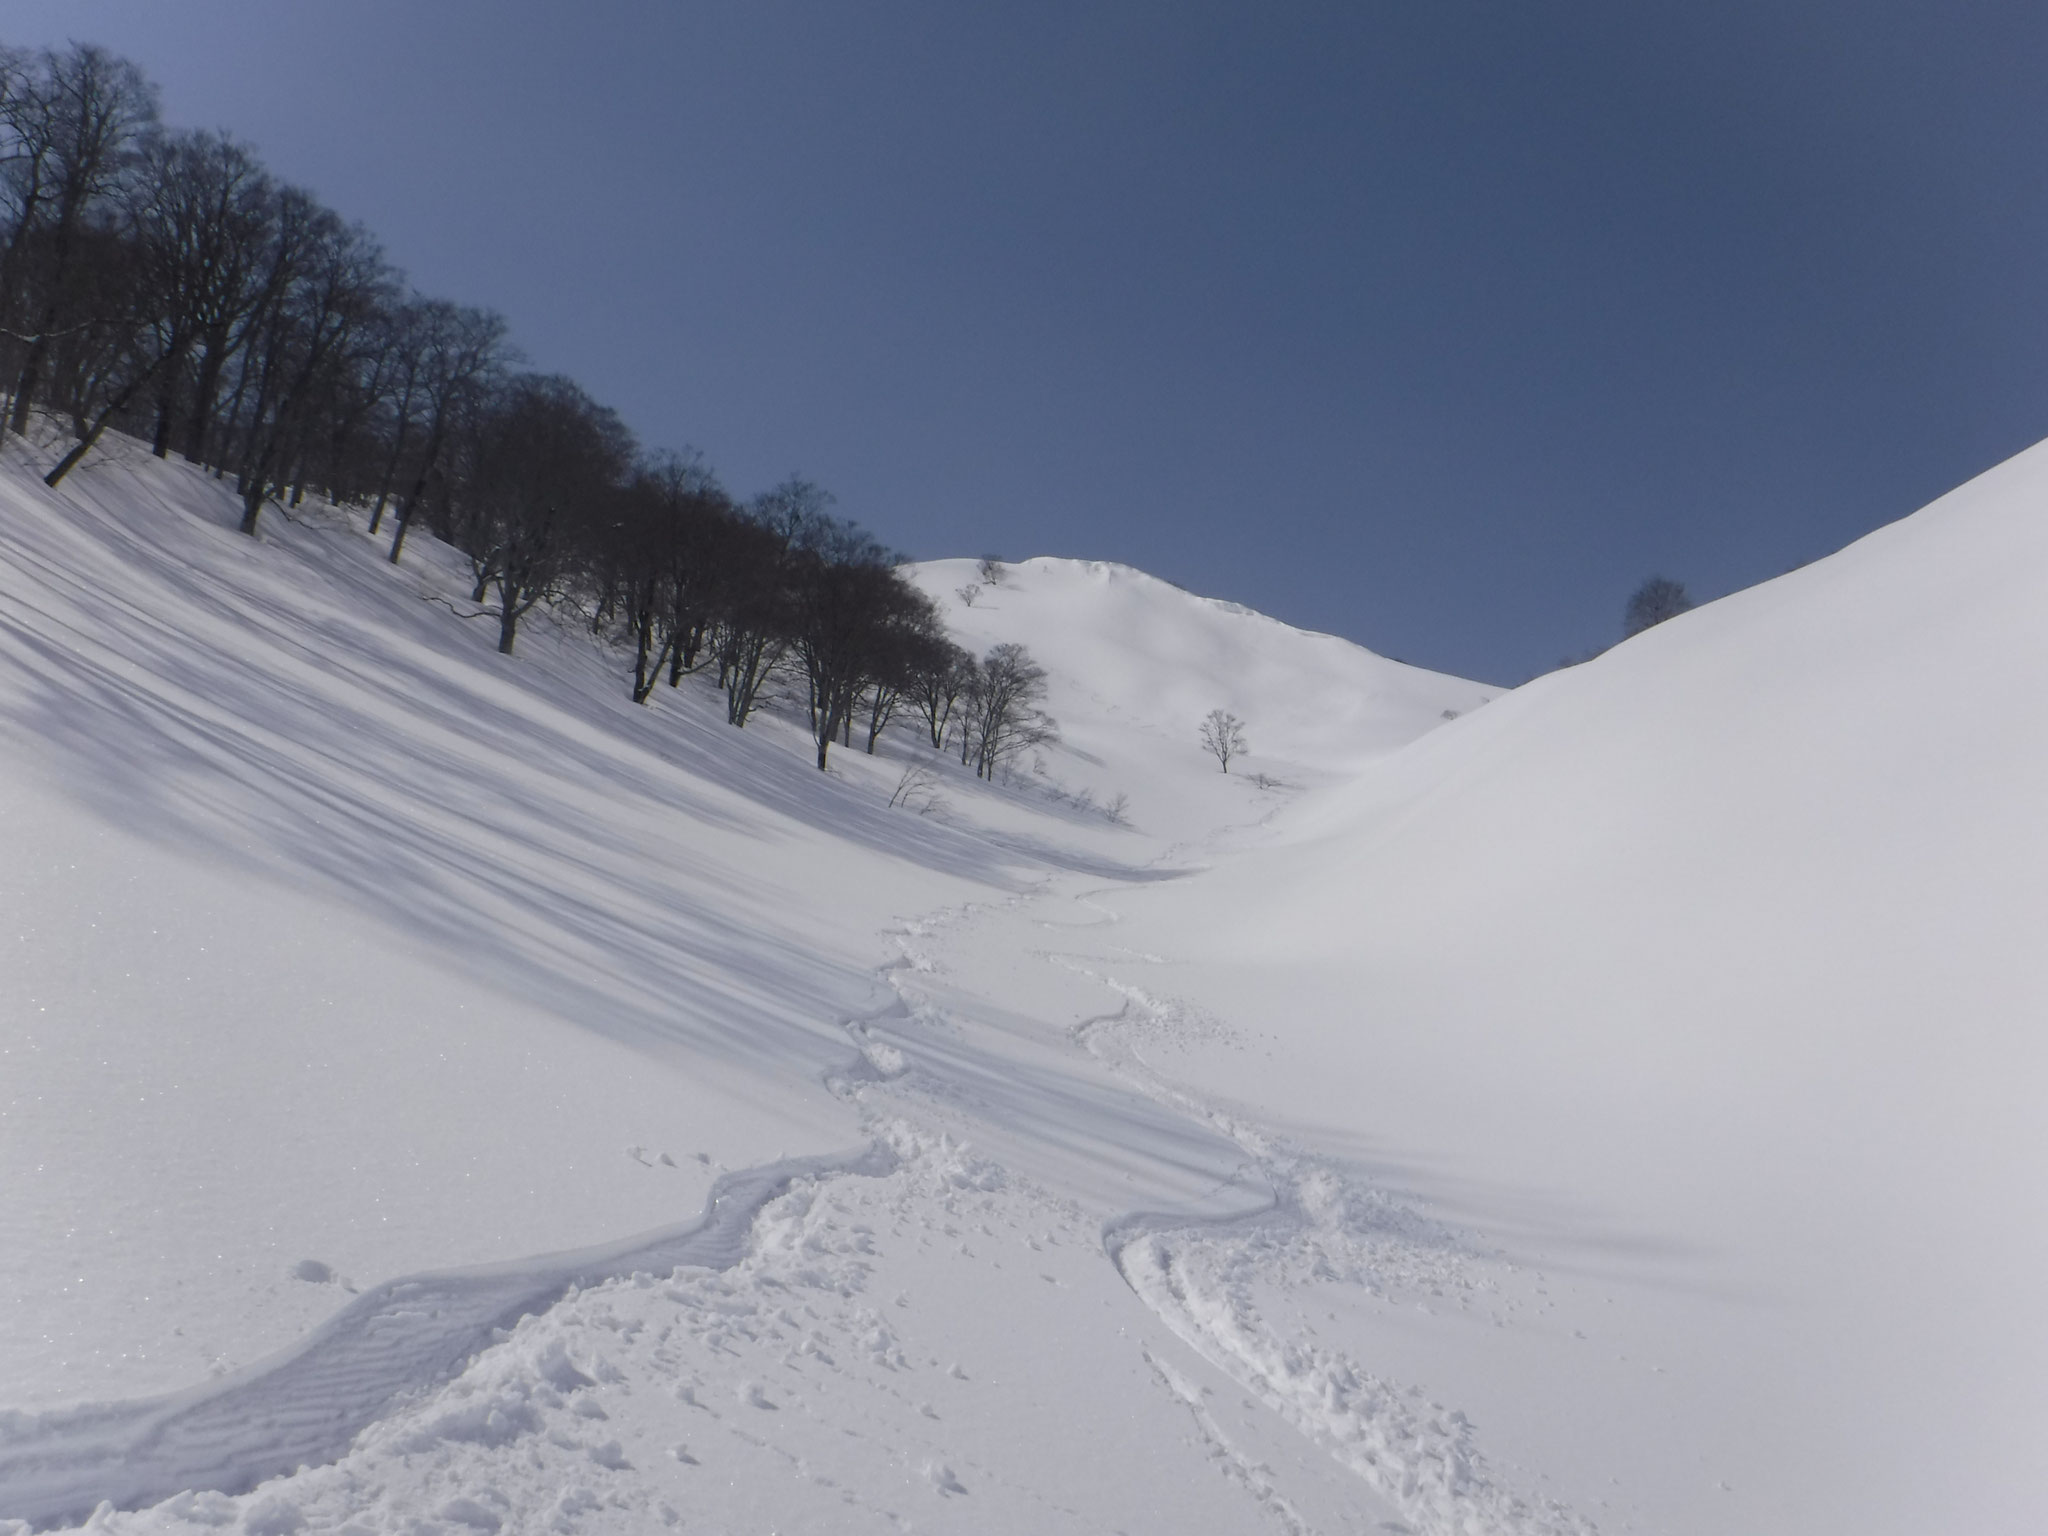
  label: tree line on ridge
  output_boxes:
[0,41,1054,776]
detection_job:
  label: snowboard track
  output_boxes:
[1043,907,1596,1536]
[0,1144,893,1529]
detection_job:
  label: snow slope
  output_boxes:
[906,556,1490,779]
[1098,441,2048,1534]
[4,421,2041,1534]
[0,433,1487,1531]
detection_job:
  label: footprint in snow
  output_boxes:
[587,1439,632,1470]
[925,1461,967,1496]
[437,1496,503,1532]
[290,1258,334,1284]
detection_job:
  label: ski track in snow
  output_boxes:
[0,1148,892,1529]
[2,862,1585,1536]
[869,882,1597,1536]
[1037,925,1595,1536]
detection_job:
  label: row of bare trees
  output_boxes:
[1,41,1055,777]
[0,41,507,535]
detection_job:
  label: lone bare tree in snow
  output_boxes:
[1199,708,1246,773]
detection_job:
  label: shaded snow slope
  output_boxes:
[1103,440,2048,1534]
[0,439,1012,1410]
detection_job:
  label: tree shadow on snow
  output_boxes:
[0,451,1159,1080]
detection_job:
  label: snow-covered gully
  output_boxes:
[859,876,1599,1536]
[10,448,2044,1532]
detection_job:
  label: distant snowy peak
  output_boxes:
[942,556,1341,635]
[902,555,1492,781]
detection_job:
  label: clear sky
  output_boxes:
[9,1,2047,682]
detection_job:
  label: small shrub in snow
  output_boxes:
[888,762,946,815]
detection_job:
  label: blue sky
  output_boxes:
[10,1,2047,681]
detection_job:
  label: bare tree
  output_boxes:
[784,513,939,770]
[961,642,1055,780]
[444,373,635,654]
[905,638,976,751]
[39,219,173,486]
[752,474,835,552]
[125,129,272,460]
[228,195,395,535]
[387,302,510,564]
[2,44,159,438]
[1623,575,1692,638]
[709,515,792,727]
[1199,708,1246,773]
[586,451,732,702]
[861,606,949,754]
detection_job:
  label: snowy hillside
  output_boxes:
[1098,442,2048,1534]
[0,434,1486,1532]
[3,426,2042,1534]
[906,556,1491,776]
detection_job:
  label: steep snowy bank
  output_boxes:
[1104,438,2048,1533]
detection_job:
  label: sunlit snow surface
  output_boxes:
[1,429,2041,1533]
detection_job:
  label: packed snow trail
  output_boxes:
[848,875,1601,1536]
[0,1148,890,1527]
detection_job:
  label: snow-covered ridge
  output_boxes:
[905,554,1492,789]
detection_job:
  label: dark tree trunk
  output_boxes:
[631,620,674,704]
[9,334,48,436]
[150,374,177,457]
[239,472,268,535]
[184,341,228,463]
[366,404,412,535]
[46,357,170,488]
